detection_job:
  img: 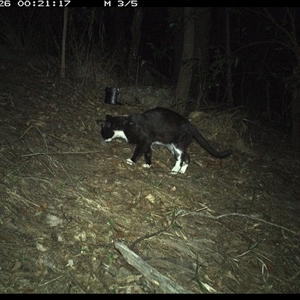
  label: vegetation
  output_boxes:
[0,7,299,145]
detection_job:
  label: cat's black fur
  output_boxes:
[97,107,232,174]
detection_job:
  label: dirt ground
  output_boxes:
[0,59,300,294]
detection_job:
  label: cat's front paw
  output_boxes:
[126,158,135,165]
[142,163,151,168]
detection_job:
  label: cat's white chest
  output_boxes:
[105,130,128,142]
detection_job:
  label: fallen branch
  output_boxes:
[114,242,191,294]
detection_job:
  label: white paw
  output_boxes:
[179,163,188,174]
[142,164,151,168]
[171,163,181,174]
[170,168,180,175]
[171,162,188,174]
[126,158,135,165]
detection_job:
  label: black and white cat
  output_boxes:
[97,107,232,174]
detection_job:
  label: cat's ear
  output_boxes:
[96,115,114,126]
[96,120,107,127]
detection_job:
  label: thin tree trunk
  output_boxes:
[195,7,211,108]
[261,7,300,146]
[168,7,184,84]
[292,67,300,147]
[128,7,143,84]
[175,7,195,114]
[225,7,234,105]
[60,7,68,79]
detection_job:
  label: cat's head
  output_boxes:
[96,115,129,142]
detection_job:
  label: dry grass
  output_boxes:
[0,59,300,293]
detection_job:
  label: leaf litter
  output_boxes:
[0,60,300,293]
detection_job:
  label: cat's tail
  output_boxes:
[191,126,232,158]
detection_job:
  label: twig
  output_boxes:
[35,126,49,154]
[19,151,101,158]
[130,209,180,250]
[130,228,166,250]
[46,155,77,189]
[242,118,269,131]
[7,189,40,208]
[38,274,64,287]
[193,212,299,236]
[18,125,34,141]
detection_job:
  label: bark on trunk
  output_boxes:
[128,8,143,84]
[195,7,211,108]
[225,7,234,105]
[175,7,195,114]
[292,70,300,147]
[168,7,184,85]
[60,7,68,79]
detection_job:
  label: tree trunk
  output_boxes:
[128,7,143,84]
[175,7,195,114]
[194,7,211,108]
[60,7,68,79]
[261,7,300,146]
[112,8,127,54]
[292,67,300,147]
[168,7,184,85]
[225,7,234,105]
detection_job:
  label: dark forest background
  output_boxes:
[1,7,300,146]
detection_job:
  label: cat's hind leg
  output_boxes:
[178,161,188,174]
[171,160,189,174]
[171,152,190,174]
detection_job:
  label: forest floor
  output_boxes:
[0,58,300,294]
